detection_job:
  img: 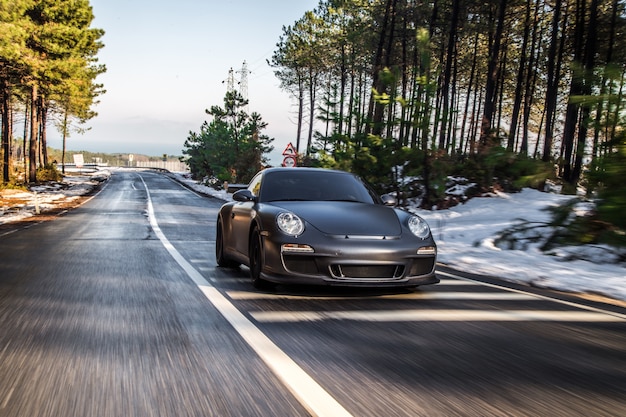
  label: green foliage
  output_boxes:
[541,198,626,250]
[587,131,626,230]
[309,132,358,171]
[457,149,555,192]
[423,151,453,205]
[0,180,27,191]
[36,163,62,182]
[511,158,556,190]
[182,92,274,185]
[349,133,400,195]
[493,198,626,263]
[0,0,105,183]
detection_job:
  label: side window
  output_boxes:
[248,173,263,197]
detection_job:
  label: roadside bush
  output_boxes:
[36,164,62,182]
[457,150,556,192]
[586,131,626,230]
[0,181,27,191]
[543,198,626,250]
[510,157,556,190]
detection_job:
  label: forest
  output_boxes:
[0,0,104,184]
[2,1,624,245]
[268,0,622,185]
[267,0,626,226]
[185,0,625,246]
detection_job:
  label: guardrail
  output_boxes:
[59,163,104,173]
[59,161,189,172]
[134,161,189,171]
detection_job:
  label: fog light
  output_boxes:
[417,246,436,255]
[282,244,314,253]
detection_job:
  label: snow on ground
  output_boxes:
[414,189,626,302]
[0,169,111,224]
[2,168,624,302]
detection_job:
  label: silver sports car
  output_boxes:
[216,167,438,289]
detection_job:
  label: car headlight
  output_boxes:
[408,215,430,239]
[276,212,304,236]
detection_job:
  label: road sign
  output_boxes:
[282,142,297,156]
[282,142,297,167]
[73,154,84,168]
[282,155,296,167]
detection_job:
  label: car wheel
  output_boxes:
[249,227,274,290]
[216,220,238,268]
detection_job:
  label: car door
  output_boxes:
[231,173,263,257]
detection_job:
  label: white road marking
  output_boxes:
[228,274,626,323]
[250,309,625,323]
[438,278,481,285]
[139,175,354,417]
[0,229,18,237]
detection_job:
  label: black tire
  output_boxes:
[216,220,238,268]
[249,227,274,289]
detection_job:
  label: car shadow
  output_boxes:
[217,265,427,298]
[271,284,421,298]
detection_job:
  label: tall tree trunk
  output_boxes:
[562,0,584,182]
[338,43,347,137]
[592,0,618,158]
[460,30,479,154]
[61,110,69,175]
[1,79,10,183]
[28,84,38,183]
[448,49,459,153]
[508,0,532,152]
[323,77,331,138]
[496,46,508,139]
[520,0,541,155]
[479,0,507,153]
[366,0,396,136]
[306,70,316,155]
[347,50,356,137]
[543,0,564,161]
[399,13,409,146]
[438,0,460,150]
[40,98,49,166]
[23,100,28,178]
[571,0,599,182]
[295,74,304,155]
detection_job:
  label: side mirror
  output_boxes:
[381,194,397,206]
[233,189,257,202]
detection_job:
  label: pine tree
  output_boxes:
[183,92,274,185]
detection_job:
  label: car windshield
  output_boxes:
[259,170,378,204]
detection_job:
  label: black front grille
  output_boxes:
[408,258,436,276]
[283,256,319,275]
[330,264,404,279]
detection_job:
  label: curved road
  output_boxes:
[1,169,625,417]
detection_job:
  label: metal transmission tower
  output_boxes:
[237,61,250,101]
[222,67,235,93]
[237,61,250,100]
[222,62,250,110]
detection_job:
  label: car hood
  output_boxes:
[271,201,402,236]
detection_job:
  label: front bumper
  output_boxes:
[260,234,438,287]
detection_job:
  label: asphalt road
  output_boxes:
[1,169,625,417]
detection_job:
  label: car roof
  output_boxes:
[261,167,350,175]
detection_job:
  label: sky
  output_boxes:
[45,0,320,164]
